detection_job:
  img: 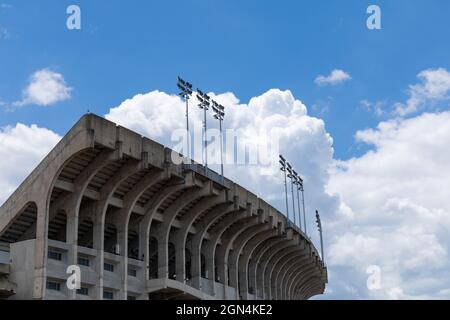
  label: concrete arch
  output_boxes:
[247,235,287,298]
[259,236,300,299]
[201,208,254,291]
[215,214,263,287]
[278,254,311,299]
[271,250,307,299]
[188,203,240,291]
[172,189,228,283]
[290,267,323,300]
[155,183,211,279]
[288,268,320,300]
[228,223,273,296]
[237,229,280,299]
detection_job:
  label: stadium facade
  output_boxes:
[0,114,327,300]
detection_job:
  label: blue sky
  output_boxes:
[1,0,449,159]
[2,1,450,299]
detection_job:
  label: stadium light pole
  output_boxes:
[293,170,303,231]
[197,89,211,168]
[212,100,225,181]
[279,155,290,221]
[177,76,193,162]
[287,163,297,225]
[301,179,307,236]
[316,210,324,263]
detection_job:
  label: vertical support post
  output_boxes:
[290,178,296,225]
[219,118,224,181]
[302,187,307,236]
[185,97,190,163]
[283,169,289,221]
[295,187,303,231]
[204,107,208,169]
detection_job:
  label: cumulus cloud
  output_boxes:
[327,111,450,299]
[315,69,352,86]
[394,68,450,116]
[14,69,72,107]
[0,123,61,204]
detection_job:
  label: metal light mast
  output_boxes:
[287,163,297,225]
[279,155,290,221]
[301,180,307,236]
[316,210,324,263]
[212,100,225,181]
[197,89,211,168]
[293,170,303,231]
[177,76,193,162]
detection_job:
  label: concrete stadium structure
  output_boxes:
[0,114,327,300]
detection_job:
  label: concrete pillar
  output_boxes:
[32,198,48,300]
[155,224,168,279]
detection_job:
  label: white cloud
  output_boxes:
[315,69,352,86]
[327,111,450,299]
[394,68,450,116]
[14,69,72,107]
[0,123,61,204]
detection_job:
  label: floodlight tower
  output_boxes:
[197,89,211,168]
[212,100,225,181]
[292,170,303,231]
[316,210,325,263]
[286,163,297,225]
[279,155,290,221]
[299,174,307,236]
[177,76,193,161]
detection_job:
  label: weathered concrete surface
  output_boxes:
[0,114,327,300]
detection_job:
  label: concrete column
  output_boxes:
[116,224,127,300]
[32,198,48,300]
[155,225,168,279]
[92,203,105,299]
